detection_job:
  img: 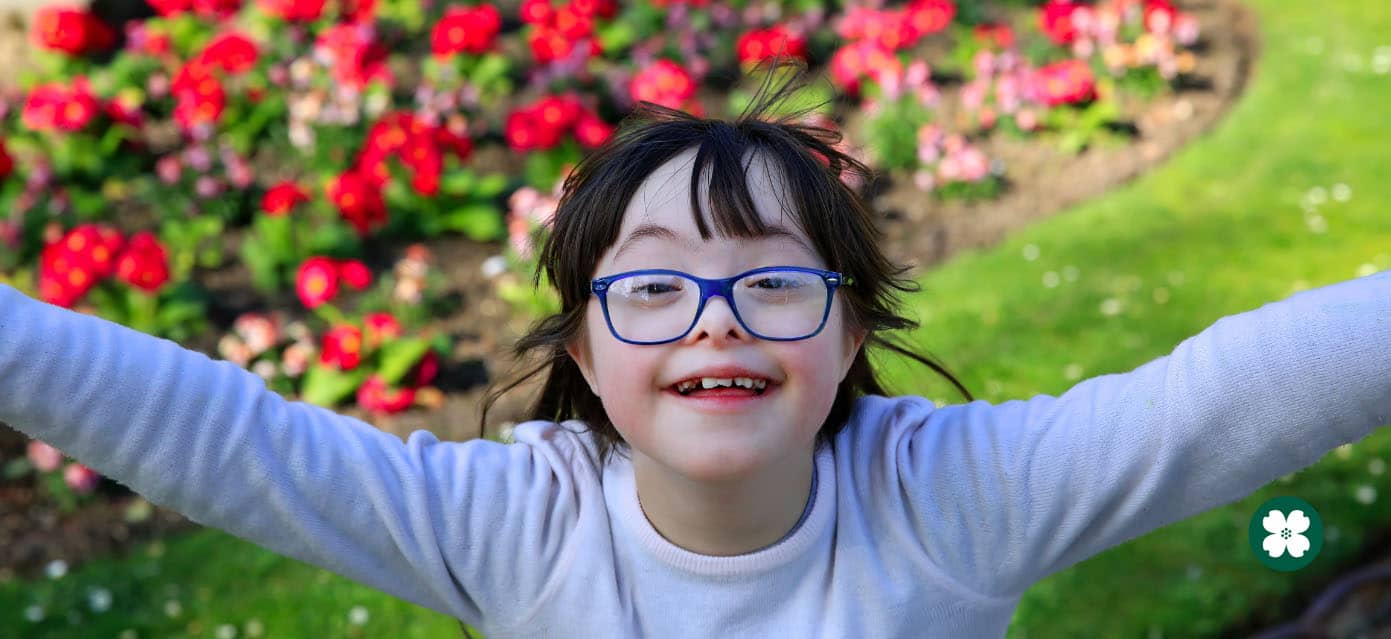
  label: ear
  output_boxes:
[565,335,599,396]
[842,324,868,378]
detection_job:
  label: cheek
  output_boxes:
[589,340,662,431]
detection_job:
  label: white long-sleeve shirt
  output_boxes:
[1,271,1388,638]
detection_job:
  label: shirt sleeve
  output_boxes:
[0,284,576,626]
[900,270,1391,599]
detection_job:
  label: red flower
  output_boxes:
[356,112,470,197]
[1031,59,1097,106]
[1143,0,1178,35]
[409,167,440,197]
[535,94,583,131]
[550,4,592,40]
[411,350,439,387]
[527,25,573,64]
[146,0,192,17]
[356,374,415,415]
[172,63,227,131]
[256,0,325,21]
[22,77,100,132]
[736,25,807,66]
[314,24,393,90]
[341,0,376,22]
[399,141,442,196]
[0,139,12,181]
[363,311,401,349]
[905,0,955,38]
[434,125,474,161]
[430,4,501,58]
[70,224,125,279]
[114,231,170,293]
[296,256,340,308]
[38,224,126,308]
[32,7,114,56]
[104,95,145,128]
[837,6,917,50]
[569,0,617,19]
[196,32,259,74]
[519,0,553,24]
[828,40,901,97]
[262,181,309,216]
[1039,0,1082,45]
[573,110,613,149]
[629,59,698,112]
[328,170,388,236]
[191,0,243,19]
[320,324,363,370]
[338,259,372,291]
[504,106,560,151]
[64,462,102,494]
[363,111,416,156]
[973,22,1015,49]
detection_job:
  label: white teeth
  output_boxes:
[674,376,770,393]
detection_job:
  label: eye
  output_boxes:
[637,282,678,295]
[752,277,800,290]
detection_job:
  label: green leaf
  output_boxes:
[69,189,108,219]
[443,204,504,241]
[306,222,360,255]
[239,237,283,293]
[377,338,432,386]
[596,20,637,54]
[524,151,564,191]
[474,172,509,198]
[300,363,370,407]
[441,170,475,196]
[3,457,32,480]
[156,299,207,326]
[471,53,509,88]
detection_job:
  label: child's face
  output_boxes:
[566,146,867,482]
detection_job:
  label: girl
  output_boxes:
[2,60,1389,638]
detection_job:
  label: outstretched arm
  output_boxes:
[899,269,1391,598]
[0,284,575,626]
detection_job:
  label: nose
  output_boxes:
[682,293,749,344]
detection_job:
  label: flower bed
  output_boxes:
[0,0,1250,582]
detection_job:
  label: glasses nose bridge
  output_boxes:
[690,273,742,330]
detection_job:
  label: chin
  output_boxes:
[669,441,775,483]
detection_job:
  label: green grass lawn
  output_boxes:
[4,0,1390,636]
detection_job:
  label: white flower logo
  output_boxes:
[1262,509,1312,558]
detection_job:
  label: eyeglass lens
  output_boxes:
[605,270,828,342]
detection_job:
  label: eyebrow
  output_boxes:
[613,223,815,261]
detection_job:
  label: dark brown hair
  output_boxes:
[478,57,973,467]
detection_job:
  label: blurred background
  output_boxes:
[0,0,1388,636]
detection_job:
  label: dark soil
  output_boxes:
[16,5,1380,638]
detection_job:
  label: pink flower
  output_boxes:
[957,147,990,181]
[905,60,931,87]
[234,313,281,356]
[27,440,65,472]
[281,341,313,377]
[218,333,253,367]
[913,168,935,192]
[1016,108,1039,131]
[960,80,987,110]
[64,462,101,494]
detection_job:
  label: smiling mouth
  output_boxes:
[667,381,776,397]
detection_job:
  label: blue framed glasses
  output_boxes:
[588,266,854,345]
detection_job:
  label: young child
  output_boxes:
[1,61,1389,639]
